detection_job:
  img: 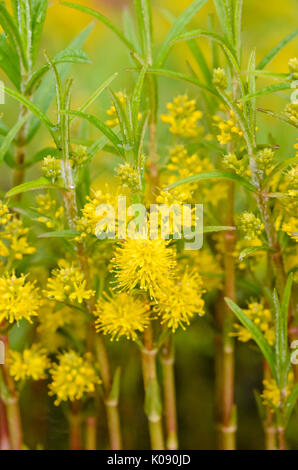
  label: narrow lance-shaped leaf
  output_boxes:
[257,29,298,70]
[0,113,30,164]
[165,171,257,193]
[62,1,135,51]
[63,110,124,156]
[155,0,209,68]
[225,297,277,380]
[5,177,65,198]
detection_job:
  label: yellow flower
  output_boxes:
[110,237,177,299]
[282,217,298,242]
[95,292,151,341]
[35,194,64,230]
[161,95,203,138]
[8,345,50,381]
[0,273,42,324]
[232,301,274,346]
[261,376,293,412]
[46,261,95,304]
[237,212,264,240]
[49,351,101,405]
[153,269,205,332]
[213,104,244,146]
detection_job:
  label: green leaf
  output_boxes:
[64,110,124,156]
[31,0,48,65]
[203,225,236,233]
[4,86,56,138]
[27,22,94,142]
[5,177,65,198]
[25,49,91,95]
[155,0,209,68]
[273,289,286,386]
[134,0,152,63]
[247,49,256,137]
[0,2,26,69]
[174,29,240,75]
[241,83,291,102]
[233,0,243,60]
[0,33,21,88]
[109,88,134,148]
[62,2,135,51]
[0,113,30,164]
[257,108,298,130]
[71,72,118,123]
[285,383,298,425]
[131,65,147,138]
[165,171,257,192]
[213,0,234,45]
[146,68,219,97]
[38,230,79,239]
[239,245,276,261]
[225,297,277,380]
[257,29,298,70]
[187,39,212,84]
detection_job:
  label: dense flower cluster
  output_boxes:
[49,351,101,405]
[8,345,50,381]
[161,95,203,138]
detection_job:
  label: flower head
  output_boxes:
[41,156,61,181]
[153,269,205,332]
[110,237,177,299]
[95,292,151,341]
[161,95,203,138]
[46,261,95,304]
[8,345,50,381]
[212,68,228,89]
[0,273,42,324]
[49,351,101,405]
[237,211,264,240]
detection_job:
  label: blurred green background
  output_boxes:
[2,0,298,450]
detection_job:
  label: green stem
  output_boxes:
[141,327,165,450]
[161,336,178,450]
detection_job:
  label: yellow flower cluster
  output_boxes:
[161,95,203,138]
[76,185,127,239]
[0,200,35,261]
[95,292,151,341]
[261,377,292,412]
[285,103,298,125]
[153,269,205,332]
[0,273,42,324]
[110,237,177,299]
[37,301,74,352]
[41,156,61,181]
[8,345,50,381]
[232,301,274,345]
[213,104,244,146]
[167,145,214,182]
[35,194,64,229]
[46,261,94,304]
[237,212,264,241]
[49,351,101,405]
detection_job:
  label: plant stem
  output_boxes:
[0,399,10,450]
[95,335,122,450]
[264,361,277,450]
[161,335,178,450]
[141,326,165,450]
[0,336,22,450]
[85,416,97,450]
[218,182,237,450]
[69,401,82,450]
